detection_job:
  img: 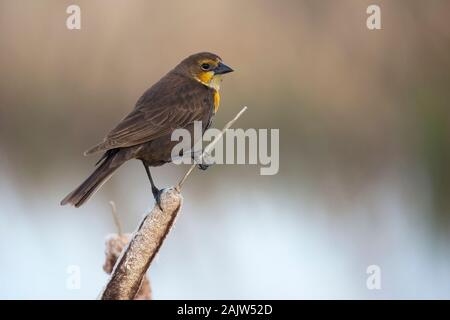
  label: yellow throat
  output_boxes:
[196,71,222,113]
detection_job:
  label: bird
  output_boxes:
[61,52,233,208]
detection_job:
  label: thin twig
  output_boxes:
[177,106,248,190]
[109,201,122,236]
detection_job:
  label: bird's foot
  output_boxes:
[192,150,214,171]
[198,163,210,171]
[152,186,163,211]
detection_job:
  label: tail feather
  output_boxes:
[61,154,121,207]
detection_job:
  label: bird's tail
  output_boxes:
[61,151,122,207]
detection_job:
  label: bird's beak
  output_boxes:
[214,62,234,75]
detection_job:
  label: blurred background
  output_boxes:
[1,0,449,299]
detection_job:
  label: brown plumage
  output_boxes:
[61,52,233,207]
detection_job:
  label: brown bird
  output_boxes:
[61,52,233,207]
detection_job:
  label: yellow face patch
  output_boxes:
[196,71,214,84]
[196,71,223,91]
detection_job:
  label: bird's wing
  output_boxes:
[84,75,212,155]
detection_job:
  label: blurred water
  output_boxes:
[0,0,449,299]
[1,159,449,299]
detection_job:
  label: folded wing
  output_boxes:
[84,75,210,155]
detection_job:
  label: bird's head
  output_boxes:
[175,52,233,90]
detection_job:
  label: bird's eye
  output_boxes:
[201,63,211,71]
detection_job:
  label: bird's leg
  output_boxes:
[142,161,162,209]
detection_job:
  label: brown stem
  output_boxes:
[100,187,182,300]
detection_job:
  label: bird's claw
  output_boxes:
[153,187,163,211]
[198,163,210,170]
[192,150,214,171]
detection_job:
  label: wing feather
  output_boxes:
[84,74,212,155]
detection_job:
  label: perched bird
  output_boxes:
[61,52,233,207]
